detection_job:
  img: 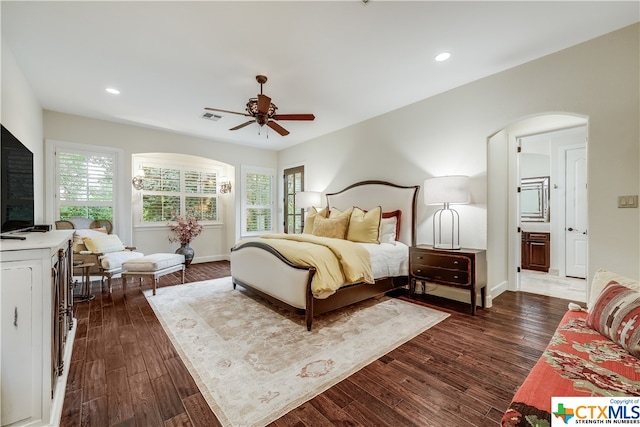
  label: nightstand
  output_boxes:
[409,245,487,315]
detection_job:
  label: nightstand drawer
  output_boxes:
[411,252,469,271]
[411,266,470,285]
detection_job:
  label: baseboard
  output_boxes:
[491,280,509,297]
[191,254,230,264]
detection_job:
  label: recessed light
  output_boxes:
[435,52,451,62]
[105,87,120,95]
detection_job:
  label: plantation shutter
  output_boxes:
[242,166,274,236]
[140,166,181,222]
[56,149,115,220]
[134,158,220,225]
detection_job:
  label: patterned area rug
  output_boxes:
[144,277,449,427]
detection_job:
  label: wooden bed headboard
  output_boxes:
[325,180,419,246]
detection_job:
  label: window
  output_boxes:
[241,165,275,236]
[283,166,304,233]
[55,148,115,221]
[135,159,219,225]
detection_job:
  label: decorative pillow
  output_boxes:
[346,206,381,243]
[302,207,328,234]
[382,210,402,241]
[311,215,349,239]
[73,228,109,253]
[328,206,354,220]
[380,216,398,245]
[588,268,640,309]
[587,281,640,358]
[82,234,126,254]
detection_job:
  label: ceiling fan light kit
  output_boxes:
[205,75,315,137]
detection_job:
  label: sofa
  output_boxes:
[502,269,640,427]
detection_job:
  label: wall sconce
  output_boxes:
[219,176,232,194]
[423,175,470,250]
[131,167,145,190]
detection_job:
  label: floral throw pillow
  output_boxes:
[587,281,640,358]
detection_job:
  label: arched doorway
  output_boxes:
[487,113,588,302]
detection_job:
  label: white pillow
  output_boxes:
[588,268,640,309]
[379,216,397,245]
[82,234,126,254]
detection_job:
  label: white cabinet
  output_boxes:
[1,231,76,427]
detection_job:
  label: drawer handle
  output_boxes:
[453,275,459,279]
[14,307,18,328]
[416,269,422,273]
[416,256,423,259]
[453,260,459,265]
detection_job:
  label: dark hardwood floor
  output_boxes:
[61,261,570,427]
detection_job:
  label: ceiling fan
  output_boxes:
[205,75,315,137]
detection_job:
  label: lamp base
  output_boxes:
[434,243,462,250]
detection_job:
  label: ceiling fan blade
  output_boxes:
[272,114,315,121]
[204,107,251,117]
[257,94,271,114]
[229,120,255,131]
[267,120,289,136]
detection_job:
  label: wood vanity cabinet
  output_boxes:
[521,231,550,272]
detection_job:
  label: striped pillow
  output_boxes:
[587,281,640,358]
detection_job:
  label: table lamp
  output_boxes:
[423,175,470,250]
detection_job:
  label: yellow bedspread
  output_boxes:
[235,233,373,298]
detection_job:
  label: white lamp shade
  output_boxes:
[424,175,470,205]
[295,191,322,209]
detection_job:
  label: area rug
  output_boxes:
[144,277,449,427]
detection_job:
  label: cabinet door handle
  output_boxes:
[14,307,18,328]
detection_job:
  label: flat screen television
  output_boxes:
[1,124,34,233]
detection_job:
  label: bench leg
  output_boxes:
[123,275,127,292]
[153,277,158,295]
[181,266,185,284]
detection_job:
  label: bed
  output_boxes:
[230,180,419,330]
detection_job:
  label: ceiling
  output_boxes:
[2,1,638,151]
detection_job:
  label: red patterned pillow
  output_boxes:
[587,280,640,358]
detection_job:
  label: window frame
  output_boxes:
[133,157,222,227]
[240,164,276,237]
[52,144,117,223]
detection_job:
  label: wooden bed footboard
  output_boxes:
[230,241,408,330]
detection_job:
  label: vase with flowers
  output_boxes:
[168,211,203,267]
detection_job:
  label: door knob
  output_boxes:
[568,227,576,232]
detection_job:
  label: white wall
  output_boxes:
[278,24,640,304]
[43,111,277,262]
[1,40,44,224]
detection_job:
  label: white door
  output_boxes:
[565,147,587,278]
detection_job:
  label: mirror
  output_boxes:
[521,176,550,222]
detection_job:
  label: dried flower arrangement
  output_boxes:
[168,211,203,245]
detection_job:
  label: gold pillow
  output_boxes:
[302,207,328,234]
[82,234,126,254]
[347,206,382,243]
[328,206,354,220]
[312,215,349,239]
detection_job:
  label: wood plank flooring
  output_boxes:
[60,261,571,427]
